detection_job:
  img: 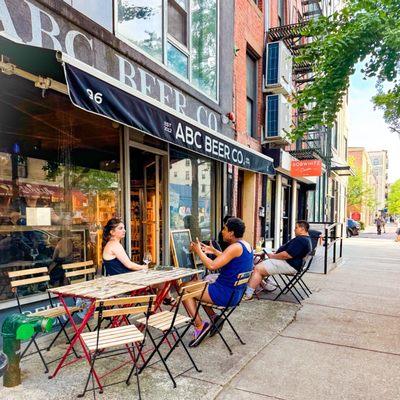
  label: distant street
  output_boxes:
[358,222,398,240]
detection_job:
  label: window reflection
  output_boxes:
[0,76,120,301]
[191,0,217,98]
[63,0,113,31]
[167,42,188,78]
[169,149,214,241]
[116,0,163,61]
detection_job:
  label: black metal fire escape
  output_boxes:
[266,0,326,161]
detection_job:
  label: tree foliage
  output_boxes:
[387,179,400,214]
[347,157,376,212]
[293,0,400,137]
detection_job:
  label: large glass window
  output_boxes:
[64,0,113,31]
[191,0,218,98]
[169,148,215,241]
[0,75,121,301]
[115,0,218,99]
[116,0,163,61]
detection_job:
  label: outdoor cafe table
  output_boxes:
[47,267,201,390]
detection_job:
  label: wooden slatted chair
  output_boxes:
[200,270,252,355]
[131,281,207,388]
[7,267,81,372]
[78,295,155,399]
[62,260,96,282]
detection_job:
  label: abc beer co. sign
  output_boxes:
[291,159,322,177]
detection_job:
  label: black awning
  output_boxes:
[63,62,275,174]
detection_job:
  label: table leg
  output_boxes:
[154,282,172,310]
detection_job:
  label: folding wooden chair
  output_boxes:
[271,250,315,304]
[7,267,81,373]
[78,294,155,399]
[62,260,96,282]
[201,271,251,355]
[131,281,207,388]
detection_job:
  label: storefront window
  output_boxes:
[191,0,218,98]
[0,75,121,302]
[167,42,189,78]
[64,0,113,31]
[116,0,163,61]
[265,178,273,238]
[306,190,315,222]
[169,148,214,241]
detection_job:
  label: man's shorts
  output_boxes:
[259,259,297,275]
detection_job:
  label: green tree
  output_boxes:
[293,0,400,138]
[387,179,400,214]
[347,157,377,212]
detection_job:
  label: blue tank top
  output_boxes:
[215,241,253,288]
[103,258,130,276]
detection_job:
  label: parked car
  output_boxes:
[346,218,360,237]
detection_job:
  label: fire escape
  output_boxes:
[266,0,326,161]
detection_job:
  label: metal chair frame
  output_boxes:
[78,294,155,399]
[201,271,252,355]
[271,252,315,304]
[7,267,80,373]
[129,281,208,388]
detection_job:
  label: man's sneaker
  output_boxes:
[260,279,277,292]
[209,315,225,337]
[189,322,211,347]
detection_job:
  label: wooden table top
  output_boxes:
[48,268,201,299]
[108,267,202,286]
[48,277,145,300]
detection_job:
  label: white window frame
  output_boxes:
[114,0,219,102]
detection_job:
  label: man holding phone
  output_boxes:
[244,220,312,300]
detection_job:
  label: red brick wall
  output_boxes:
[233,0,265,244]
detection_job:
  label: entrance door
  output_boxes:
[130,147,163,265]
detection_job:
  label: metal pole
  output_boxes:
[324,226,328,274]
[339,223,343,258]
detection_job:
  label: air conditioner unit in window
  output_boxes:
[264,94,292,144]
[265,41,292,96]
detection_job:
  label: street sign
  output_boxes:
[291,159,322,177]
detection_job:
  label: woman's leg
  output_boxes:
[183,287,213,328]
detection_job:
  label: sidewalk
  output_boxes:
[218,232,400,399]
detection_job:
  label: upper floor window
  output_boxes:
[116,0,218,99]
[116,0,163,61]
[246,52,257,138]
[64,0,113,31]
[278,0,285,26]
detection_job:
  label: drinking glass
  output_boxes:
[143,251,152,268]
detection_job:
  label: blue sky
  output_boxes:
[348,66,400,183]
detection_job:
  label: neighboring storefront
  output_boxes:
[264,149,317,248]
[0,0,275,317]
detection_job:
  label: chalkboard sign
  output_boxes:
[170,229,196,270]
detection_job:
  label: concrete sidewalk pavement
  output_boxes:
[2,234,400,399]
[218,235,400,399]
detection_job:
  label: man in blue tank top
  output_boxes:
[183,218,253,347]
[244,220,312,300]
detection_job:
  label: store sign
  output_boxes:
[291,159,322,177]
[65,63,275,174]
[0,0,224,133]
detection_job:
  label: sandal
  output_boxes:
[162,296,177,306]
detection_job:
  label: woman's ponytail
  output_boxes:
[102,218,122,249]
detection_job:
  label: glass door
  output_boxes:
[130,147,163,265]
